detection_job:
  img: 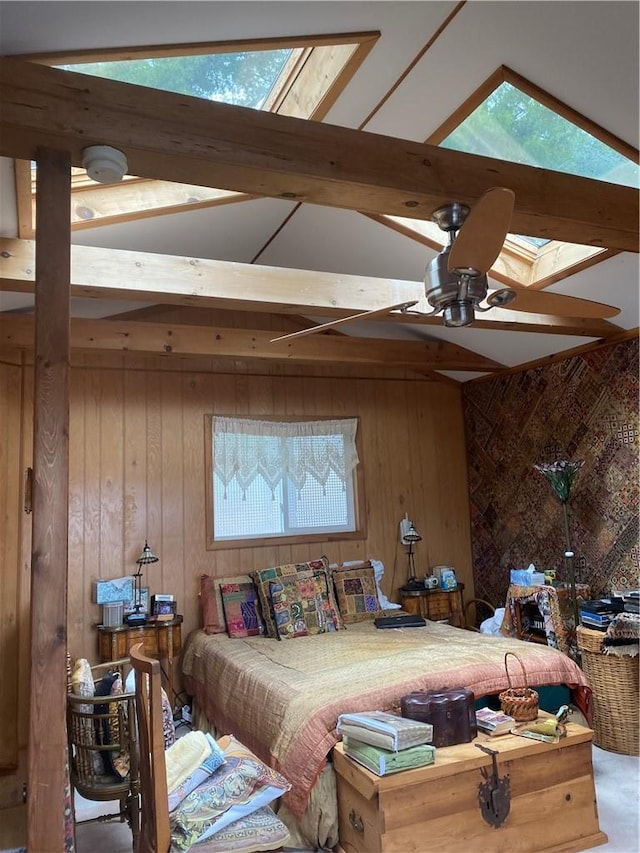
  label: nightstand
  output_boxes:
[97,616,183,704]
[400,583,466,628]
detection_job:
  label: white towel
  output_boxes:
[165,730,212,794]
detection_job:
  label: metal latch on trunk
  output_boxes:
[476,742,511,828]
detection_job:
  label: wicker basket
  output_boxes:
[499,652,539,722]
[577,625,639,755]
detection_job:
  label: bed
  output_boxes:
[181,618,590,848]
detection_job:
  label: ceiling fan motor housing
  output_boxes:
[425,252,489,326]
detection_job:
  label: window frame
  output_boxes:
[204,414,367,550]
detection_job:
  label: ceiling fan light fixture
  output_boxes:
[443,300,475,327]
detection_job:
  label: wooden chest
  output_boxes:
[334,721,607,853]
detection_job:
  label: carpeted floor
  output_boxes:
[73,745,639,852]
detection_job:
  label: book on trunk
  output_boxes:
[336,711,433,751]
[475,707,515,736]
[342,734,436,776]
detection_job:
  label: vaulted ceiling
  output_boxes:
[0,1,638,382]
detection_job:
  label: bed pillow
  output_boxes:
[192,805,290,853]
[169,735,291,851]
[70,658,104,777]
[220,582,265,638]
[251,557,342,639]
[200,573,254,634]
[332,563,385,623]
[269,571,341,639]
[332,558,401,610]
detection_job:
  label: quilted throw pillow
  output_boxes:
[251,557,342,639]
[332,563,385,623]
[269,572,341,639]
[220,582,265,638]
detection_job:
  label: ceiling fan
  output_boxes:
[271,188,619,342]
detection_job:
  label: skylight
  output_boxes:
[379,67,638,289]
[16,32,379,237]
[440,81,639,190]
[60,49,296,109]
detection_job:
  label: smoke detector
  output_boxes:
[81,145,128,184]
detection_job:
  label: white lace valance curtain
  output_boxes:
[213,416,359,496]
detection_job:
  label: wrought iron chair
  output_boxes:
[66,657,140,848]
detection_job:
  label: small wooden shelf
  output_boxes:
[399,583,465,628]
[97,616,182,706]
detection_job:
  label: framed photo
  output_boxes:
[124,587,149,614]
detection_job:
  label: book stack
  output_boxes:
[579,598,624,630]
[337,711,435,776]
[475,707,515,737]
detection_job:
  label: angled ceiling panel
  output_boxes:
[71,197,297,263]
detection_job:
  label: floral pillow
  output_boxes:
[220,582,265,638]
[169,735,290,851]
[251,557,342,639]
[332,563,385,623]
[191,805,290,853]
[270,572,341,639]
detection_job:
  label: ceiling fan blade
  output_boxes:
[448,187,515,275]
[507,289,620,319]
[270,301,417,342]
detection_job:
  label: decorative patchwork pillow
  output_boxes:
[169,735,291,851]
[269,571,341,639]
[251,557,342,639]
[220,582,265,638]
[332,563,385,622]
[200,573,254,634]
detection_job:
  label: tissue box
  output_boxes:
[510,570,545,586]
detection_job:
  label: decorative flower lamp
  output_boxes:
[125,540,159,626]
[533,459,584,640]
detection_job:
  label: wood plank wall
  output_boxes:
[0,345,473,795]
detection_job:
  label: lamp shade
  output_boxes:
[404,524,421,544]
[136,541,159,567]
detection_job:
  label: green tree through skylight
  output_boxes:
[62,50,293,108]
[442,82,639,189]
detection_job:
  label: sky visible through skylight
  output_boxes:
[440,81,640,247]
[61,49,294,109]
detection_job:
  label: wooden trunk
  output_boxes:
[334,721,606,853]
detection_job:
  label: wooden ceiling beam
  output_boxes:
[1,58,637,252]
[0,315,504,372]
[0,238,617,338]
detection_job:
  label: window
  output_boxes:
[205,416,365,549]
[16,32,379,236]
[375,66,639,289]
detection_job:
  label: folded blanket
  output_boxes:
[168,734,226,812]
[166,730,213,794]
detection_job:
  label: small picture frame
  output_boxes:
[151,595,177,616]
[124,587,149,614]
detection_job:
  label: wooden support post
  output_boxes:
[28,147,71,852]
